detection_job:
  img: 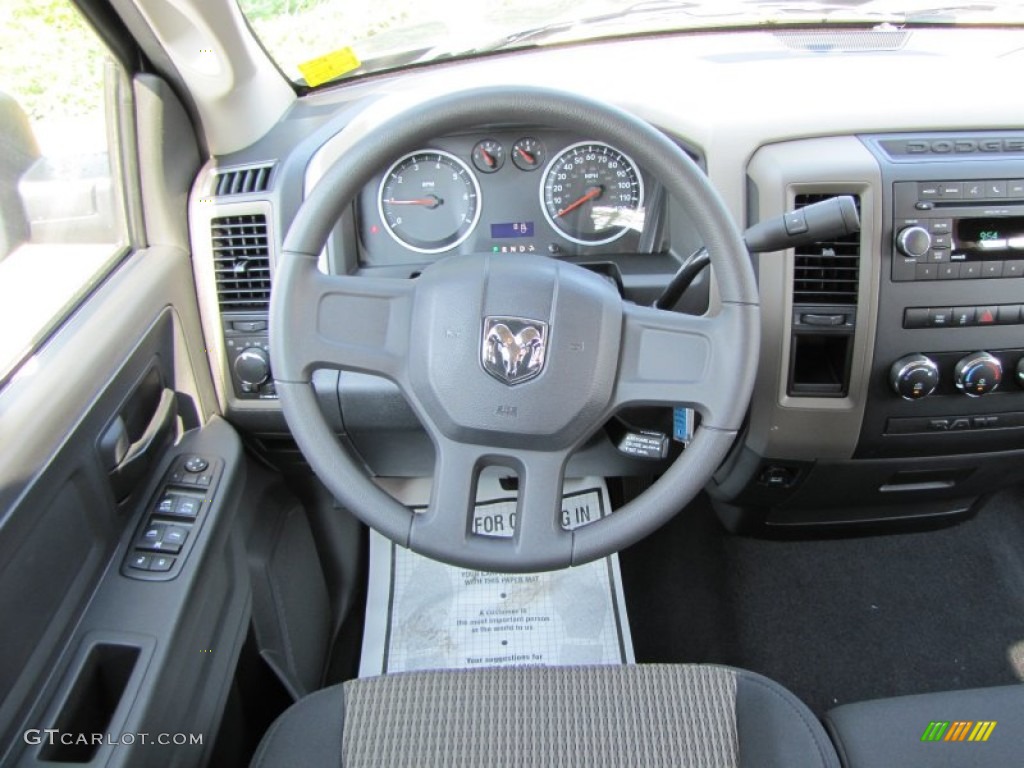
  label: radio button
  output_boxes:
[928,308,954,327]
[939,182,962,198]
[982,261,1005,278]
[1004,260,1024,276]
[952,307,976,326]
[893,256,918,282]
[1009,180,1024,197]
[997,305,1021,324]
[960,262,982,279]
[938,263,961,280]
[985,180,1007,198]
[918,183,941,199]
[1007,238,1024,251]
[915,262,937,280]
[927,249,949,263]
[931,233,952,249]
[964,182,984,199]
[929,219,953,234]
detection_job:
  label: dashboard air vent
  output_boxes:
[793,193,861,305]
[212,164,273,197]
[211,214,271,311]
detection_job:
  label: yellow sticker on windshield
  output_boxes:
[298,47,361,87]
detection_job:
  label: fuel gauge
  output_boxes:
[512,137,545,171]
[472,139,505,173]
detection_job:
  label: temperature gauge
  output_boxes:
[512,137,545,171]
[472,139,504,173]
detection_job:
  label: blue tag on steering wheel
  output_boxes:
[672,407,693,444]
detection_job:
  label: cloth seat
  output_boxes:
[251,664,839,767]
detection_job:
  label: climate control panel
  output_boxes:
[889,354,939,400]
[889,349,1021,400]
[953,352,1002,396]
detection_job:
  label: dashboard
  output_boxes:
[188,26,1024,534]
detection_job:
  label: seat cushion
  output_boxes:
[825,684,1024,767]
[251,664,838,767]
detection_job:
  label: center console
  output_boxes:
[713,132,1024,532]
[858,133,1024,460]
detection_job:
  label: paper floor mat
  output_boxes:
[358,476,634,677]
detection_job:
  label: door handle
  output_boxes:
[103,388,176,502]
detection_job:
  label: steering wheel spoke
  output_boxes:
[409,439,574,571]
[271,252,415,383]
[612,301,757,431]
[413,438,485,549]
[514,450,573,554]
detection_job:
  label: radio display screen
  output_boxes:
[954,216,1024,258]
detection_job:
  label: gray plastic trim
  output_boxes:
[134,74,200,252]
[745,136,882,460]
[129,0,294,154]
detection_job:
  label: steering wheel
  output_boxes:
[270,86,759,572]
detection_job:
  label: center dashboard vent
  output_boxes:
[211,214,271,311]
[793,193,862,305]
[212,164,273,197]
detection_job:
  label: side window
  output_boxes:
[0,1,129,381]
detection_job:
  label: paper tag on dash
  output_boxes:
[298,47,361,87]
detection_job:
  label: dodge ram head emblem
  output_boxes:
[481,317,548,385]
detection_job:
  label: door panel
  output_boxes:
[0,246,248,766]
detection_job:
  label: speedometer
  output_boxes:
[378,149,481,254]
[540,141,644,245]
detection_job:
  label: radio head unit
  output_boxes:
[892,180,1024,281]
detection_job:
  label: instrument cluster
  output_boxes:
[356,130,650,266]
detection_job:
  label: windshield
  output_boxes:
[238,0,1024,87]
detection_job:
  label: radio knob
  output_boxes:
[895,226,932,258]
[954,352,1002,397]
[890,354,940,400]
[1016,357,1024,388]
[234,347,270,388]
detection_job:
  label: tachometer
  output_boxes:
[378,150,481,254]
[540,141,644,245]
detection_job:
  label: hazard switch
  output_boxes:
[977,306,998,325]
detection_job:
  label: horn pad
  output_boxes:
[405,253,623,450]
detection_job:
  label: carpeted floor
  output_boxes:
[619,487,1024,715]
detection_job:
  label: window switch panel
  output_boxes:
[123,453,222,580]
[149,556,175,572]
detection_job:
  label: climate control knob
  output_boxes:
[954,352,1002,397]
[895,226,932,258]
[890,354,940,400]
[234,347,270,389]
